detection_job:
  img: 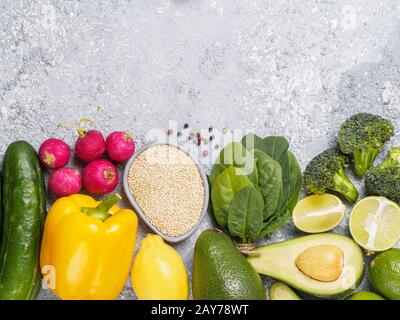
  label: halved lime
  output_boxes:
[346,291,384,300]
[293,194,346,233]
[349,196,400,252]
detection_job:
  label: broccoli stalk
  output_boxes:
[338,113,395,176]
[333,167,359,204]
[365,147,400,204]
[378,147,400,168]
[304,149,358,204]
[352,148,381,177]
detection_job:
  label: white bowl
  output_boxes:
[123,141,209,243]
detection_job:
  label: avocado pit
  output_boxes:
[295,244,344,282]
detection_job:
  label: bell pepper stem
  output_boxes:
[82,194,122,221]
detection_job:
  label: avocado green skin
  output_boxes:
[192,229,266,300]
[269,282,302,300]
[0,141,46,300]
[0,174,2,241]
[369,249,400,300]
[346,291,385,300]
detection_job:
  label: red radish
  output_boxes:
[39,138,71,169]
[49,168,82,197]
[75,119,105,162]
[83,159,118,195]
[75,130,105,162]
[106,131,135,162]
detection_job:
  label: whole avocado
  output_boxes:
[192,229,266,300]
[369,249,400,300]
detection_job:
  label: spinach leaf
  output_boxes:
[276,152,290,211]
[286,150,302,212]
[212,141,258,186]
[258,136,290,163]
[242,134,289,163]
[209,163,226,186]
[210,134,302,240]
[256,137,290,210]
[241,133,264,151]
[211,166,252,229]
[228,186,264,243]
[259,208,292,238]
[242,135,291,211]
[259,150,302,236]
[254,150,282,220]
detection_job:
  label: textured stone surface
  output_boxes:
[1,0,400,300]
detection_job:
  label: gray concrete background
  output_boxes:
[1,0,400,300]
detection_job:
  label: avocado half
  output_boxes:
[248,233,364,298]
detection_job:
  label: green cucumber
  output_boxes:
[0,141,46,299]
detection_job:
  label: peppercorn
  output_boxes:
[208,127,213,133]
[184,123,189,129]
[167,128,174,135]
[209,135,214,141]
[177,131,182,137]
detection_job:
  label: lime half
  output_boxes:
[349,196,400,252]
[293,194,346,233]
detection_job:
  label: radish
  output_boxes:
[83,159,118,195]
[39,138,71,169]
[75,119,105,162]
[106,131,135,162]
[49,168,82,197]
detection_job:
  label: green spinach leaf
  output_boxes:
[286,150,302,212]
[212,141,258,186]
[209,163,226,186]
[259,208,292,237]
[254,150,282,219]
[241,133,264,151]
[259,150,302,236]
[257,137,290,211]
[258,136,290,163]
[242,135,291,211]
[228,186,264,243]
[211,166,252,229]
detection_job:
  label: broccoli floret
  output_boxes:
[303,149,358,203]
[338,113,395,176]
[365,147,400,204]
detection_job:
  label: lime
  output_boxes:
[369,249,400,300]
[292,194,346,233]
[349,196,400,251]
[346,291,385,300]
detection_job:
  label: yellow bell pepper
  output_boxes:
[40,193,138,300]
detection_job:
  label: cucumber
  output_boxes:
[0,141,46,299]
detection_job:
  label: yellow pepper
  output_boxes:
[40,193,138,300]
